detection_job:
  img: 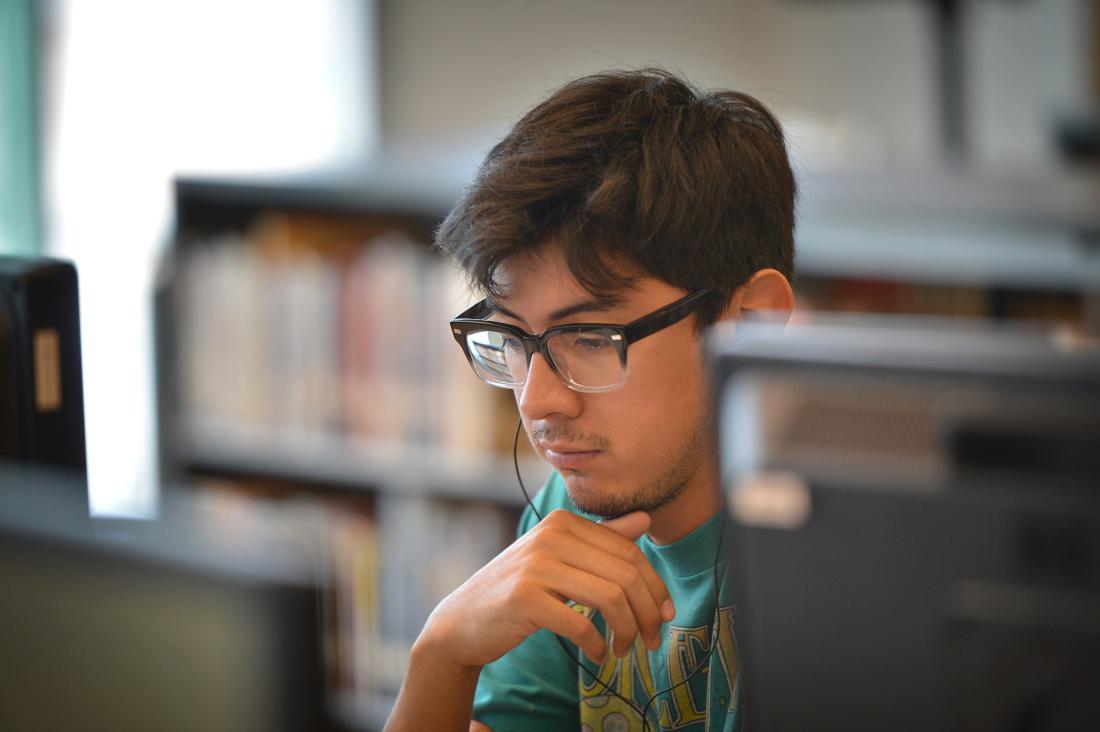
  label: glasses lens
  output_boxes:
[546,329,624,390]
[466,330,527,386]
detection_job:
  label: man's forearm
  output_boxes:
[385,634,483,732]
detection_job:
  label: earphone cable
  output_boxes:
[512,418,727,732]
[639,516,726,727]
[512,419,653,731]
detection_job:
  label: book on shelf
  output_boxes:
[375,494,515,692]
[175,210,517,463]
[190,477,516,703]
[173,201,1088,476]
[795,275,1085,325]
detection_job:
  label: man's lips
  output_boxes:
[541,444,603,470]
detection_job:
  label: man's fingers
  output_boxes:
[531,559,642,657]
[549,512,677,623]
[600,510,651,542]
[536,529,666,649]
[532,600,608,664]
[566,552,666,650]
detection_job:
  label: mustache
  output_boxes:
[527,422,610,451]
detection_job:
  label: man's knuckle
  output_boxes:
[505,578,534,606]
[546,509,572,525]
[568,612,589,635]
[524,553,549,575]
[536,525,567,546]
[576,617,599,642]
[622,563,642,586]
[618,541,643,563]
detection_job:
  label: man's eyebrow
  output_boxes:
[548,296,624,321]
[487,295,625,324]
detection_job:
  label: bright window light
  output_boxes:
[43,0,377,516]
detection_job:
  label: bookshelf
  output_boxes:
[156,172,547,729]
[793,166,1100,328]
[155,163,1098,728]
[177,417,541,507]
[159,167,1100,495]
[159,173,549,498]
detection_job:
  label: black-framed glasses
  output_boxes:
[449,289,716,393]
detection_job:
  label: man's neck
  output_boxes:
[646,477,723,545]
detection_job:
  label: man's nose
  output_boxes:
[517,352,582,421]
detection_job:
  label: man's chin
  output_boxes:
[561,473,620,518]
[561,472,675,520]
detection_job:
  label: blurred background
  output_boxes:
[1,0,1098,728]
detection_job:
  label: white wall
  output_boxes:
[379,0,933,172]
[378,0,1091,174]
[969,0,1093,169]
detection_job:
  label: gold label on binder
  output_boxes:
[34,329,63,412]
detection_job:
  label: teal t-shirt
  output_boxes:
[472,472,742,731]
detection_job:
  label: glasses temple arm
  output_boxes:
[623,290,716,342]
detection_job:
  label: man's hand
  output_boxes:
[419,508,676,668]
[385,508,675,732]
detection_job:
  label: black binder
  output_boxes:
[0,256,86,474]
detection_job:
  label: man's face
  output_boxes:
[490,244,715,519]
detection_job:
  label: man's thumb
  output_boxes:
[600,511,651,542]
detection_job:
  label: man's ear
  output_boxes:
[719,268,794,325]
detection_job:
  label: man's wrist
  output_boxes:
[386,623,484,732]
[410,619,484,677]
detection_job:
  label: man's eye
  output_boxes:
[574,336,610,351]
[503,336,523,352]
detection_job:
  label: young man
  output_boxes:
[386,68,796,731]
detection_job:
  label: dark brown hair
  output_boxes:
[435,68,796,327]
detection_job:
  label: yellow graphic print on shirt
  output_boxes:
[575,604,739,732]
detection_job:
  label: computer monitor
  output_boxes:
[710,316,1100,731]
[0,465,346,732]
